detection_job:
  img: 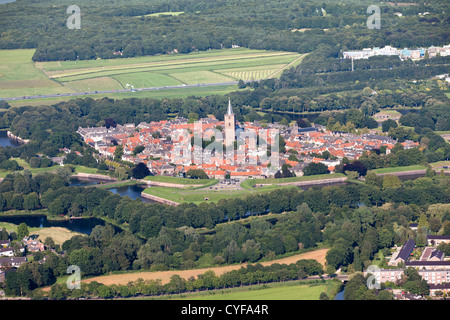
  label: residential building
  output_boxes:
[0,257,27,269]
[427,235,450,246]
[0,247,14,257]
[389,239,415,266]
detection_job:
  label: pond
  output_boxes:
[69,177,155,203]
[0,214,111,235]
[107,184,155,203]
[69,177,108,187]
[0,131,21,148]
[334,288,345,300]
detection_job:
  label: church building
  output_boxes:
[224,99,236,148]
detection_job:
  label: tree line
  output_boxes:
[1,170,448,297]
[0,0,448,61]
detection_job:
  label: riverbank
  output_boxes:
[140,191,180,206]
[70,172,116,181]
[6,130,29,144]
[256,176,348,187]
[240,173,347,189]
[141,179,205,188]
[142,176,218,189]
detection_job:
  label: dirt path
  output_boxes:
[80,248,328,286]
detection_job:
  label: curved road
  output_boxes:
[1,81,245,101]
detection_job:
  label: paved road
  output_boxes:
[1,81,244,101]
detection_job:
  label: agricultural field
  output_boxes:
[35,48,303,90]
[0,49,74,98]
[1,48,304,102]
[77,248,329,288]
[176,282,336,300]
[6,84,241,108]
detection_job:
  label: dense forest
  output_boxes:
[1,168,448,297]
[0,0,448,61]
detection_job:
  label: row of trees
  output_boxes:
[44,260,323,300]
[1,171,448,297]
[1,0,447,61]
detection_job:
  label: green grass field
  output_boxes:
[0,49,74,98]
[184,284,326,300]
[169,280,341,300]
[142,184,296,205]
[2,48,303,103]
[37,48,302,90]
[369,165,427,174]
[7,84,243,108]
[143,175,217,186]
[240,173,346,189]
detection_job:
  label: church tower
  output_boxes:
[224,99,235,148]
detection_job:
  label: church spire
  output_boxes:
[227,99,233,115]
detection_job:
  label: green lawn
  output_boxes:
[3,47,302,103]
[240,173,346,189]
[174,281,338,300]
[369,165,427,174]
[72,165,101,174]
[0,49,74,98]
[7,84,246,108]
[143,175,217,186]
[113,72,183,88]
[142,184,296,205]
[37,48,301,91]
[169,70,234,85]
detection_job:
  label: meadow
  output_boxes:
[0,49,74,98]
[0,220,82,246]
[240,173,347,189]
[34,48,303,93]
[368,164,427,174]
[175,281,337,300]
[142,184,296,205]
[143,175,218,187]
[1,48,303,103]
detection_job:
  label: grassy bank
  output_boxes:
[173,280,341,300]
[142,184,296,205]
[369,164,427,174]
[240,173,346,189]
[143,175,217,186]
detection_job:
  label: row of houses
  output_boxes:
[0,237,44,267]
[365,235,450,296]
[342,44,450,60]
[78,116,415,179]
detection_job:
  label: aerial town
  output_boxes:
[76,100,417,179]
[1,0,450,306]
[342,44,450,60]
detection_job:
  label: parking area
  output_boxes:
[208,179,243,190]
